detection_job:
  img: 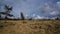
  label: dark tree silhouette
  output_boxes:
[0,5,13,19]
[20,12,25,20]
[0,14,1,19]
[5,5,12,11]
[55,17,60,20]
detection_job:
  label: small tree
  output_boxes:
[20,12,25,20]
[0,5,13,19]
[55,17,59,20]
[0,13,1,19]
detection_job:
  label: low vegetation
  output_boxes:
[0,20,60,34]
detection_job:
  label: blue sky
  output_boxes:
[0,0,60,19]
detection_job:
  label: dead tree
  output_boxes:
[20,12,25,20]
[0,5,13,19]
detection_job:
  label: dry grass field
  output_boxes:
[0,20,60,34]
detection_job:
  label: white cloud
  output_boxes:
[50,11,56,15]
[57,1,60,4]
[33,15,45,19]
[50,11,60,16]
[25,15,28,17]
[56,1,60,9]
[32,14,36,17]
[35,15,42,19]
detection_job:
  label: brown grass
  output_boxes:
[0,20,60,34]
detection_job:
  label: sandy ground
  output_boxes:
[0,20,60,34]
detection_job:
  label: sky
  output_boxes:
[0,0,60,19]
